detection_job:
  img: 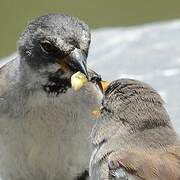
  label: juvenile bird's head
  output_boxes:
[18,13,91,93]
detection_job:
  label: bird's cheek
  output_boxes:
[56,58,70,72]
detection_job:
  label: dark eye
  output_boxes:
[40,41,59,54]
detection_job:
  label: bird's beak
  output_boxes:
[98,80,110,93]
[69,48,88,77]
[59,48,88,78]
[91,81,110,118]
[87,69,110,92]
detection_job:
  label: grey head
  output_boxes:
[17,13,91,94]
[101,79,173,132]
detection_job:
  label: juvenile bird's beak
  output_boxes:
[92,80,110,118]
[98,80,110,93]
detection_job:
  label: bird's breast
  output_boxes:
[0,87,101,180]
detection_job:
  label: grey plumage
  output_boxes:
[89,79,179,180]
[0,14,102,180]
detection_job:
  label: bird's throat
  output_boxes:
[43,77,71,95]
[43,69,71,95]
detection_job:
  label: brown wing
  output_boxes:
[108,146,180,180]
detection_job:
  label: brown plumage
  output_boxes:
[89,79,179,180]
[109,145,180,180]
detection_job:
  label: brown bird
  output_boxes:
[89,79,179,180]
[108,145,180,180]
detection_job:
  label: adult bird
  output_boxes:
[90,79,179,180]
[0,14,102,180]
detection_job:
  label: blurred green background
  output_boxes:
[1,0,180,58]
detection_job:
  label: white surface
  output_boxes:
[1,20,180,132]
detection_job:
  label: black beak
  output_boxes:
[68,48,88,77]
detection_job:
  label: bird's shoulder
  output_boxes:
[0,55,20,96]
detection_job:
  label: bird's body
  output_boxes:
[0,14,102,180]
[90,79,179,180]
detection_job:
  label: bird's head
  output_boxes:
[99,79,172,130]
[17,13,90,92]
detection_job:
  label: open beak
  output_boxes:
[91,80,110,118]
[98,80,110,93]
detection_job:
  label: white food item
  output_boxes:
[71,71,88,91]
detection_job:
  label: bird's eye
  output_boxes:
[40,41,58,54]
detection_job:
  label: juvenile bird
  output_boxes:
[90,79,179,180]
[0,14,102,180]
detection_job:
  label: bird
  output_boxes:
[108,145,180,180]
[0,13,103,180]
[89,79,179,180]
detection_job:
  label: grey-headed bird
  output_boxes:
[90,79,179,180]
[0,14,102,180]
